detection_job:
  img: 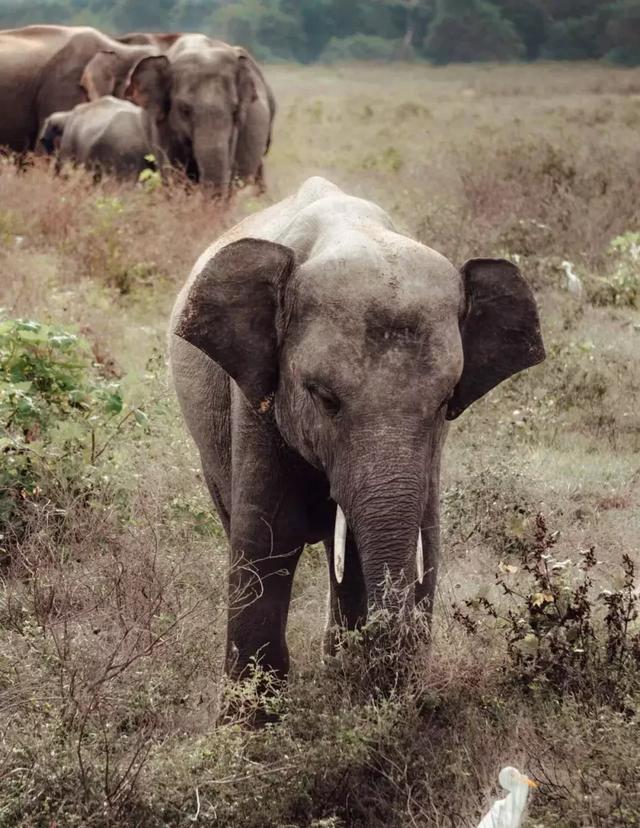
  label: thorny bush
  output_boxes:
[454,514,640,710]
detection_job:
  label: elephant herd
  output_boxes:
[2,25,547,690]
[0,25,275,194]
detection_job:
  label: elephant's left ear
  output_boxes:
[173,238,295,412]
[446,258,545,420]
[81,50,120,100]
[235,49,258,108]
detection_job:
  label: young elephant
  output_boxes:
[170,177,545,682]
[38,96,152,180]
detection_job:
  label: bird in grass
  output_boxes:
[477,766,537,828]
[561,260,584,299]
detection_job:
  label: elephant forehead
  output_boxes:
[287,314,463,407]
[296,235,463,324]
[172,49,236,81]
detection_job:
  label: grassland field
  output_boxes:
[1,61,640,827]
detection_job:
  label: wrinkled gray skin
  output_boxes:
[38,96,151,180]
[170,177,545,681]
[126,34,274,194]
[0,25,156,151]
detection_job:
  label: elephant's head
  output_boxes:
[174,237,545,605]
[125,47,257,194]
[37,111,69,155]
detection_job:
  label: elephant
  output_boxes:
[124,34,275,194]
[37,96,152,180]
[116,32,183,50]
[169,176,545,682]
[0,24,157,152]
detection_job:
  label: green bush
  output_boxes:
[589,231,640,307]
[424,0,525,64]
[605,0,640,65]
[542,16,604,60]
[492,0,548,59]
[0,317,147,551]
[319,34,401,64]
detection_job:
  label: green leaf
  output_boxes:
[49,333,78,349]
[16,320,41,333]
[103,391,124,415]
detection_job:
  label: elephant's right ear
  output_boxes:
[173,238,296,412]
[125,55,171,122]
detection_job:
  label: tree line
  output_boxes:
[1,0,639,65]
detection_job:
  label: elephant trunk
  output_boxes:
[37,117,65,156]
[192,119,234,196]
[333,435,428,611]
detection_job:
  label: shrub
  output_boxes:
[79,196,154,294]
[454,514,640,709]
[443,461,536,556]
[0,316,147,553]
[319,34,401,64]
[589,231,640,307]
[138,155,162,193]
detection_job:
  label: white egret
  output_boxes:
[477,766,537,828]
[561,260,584,299]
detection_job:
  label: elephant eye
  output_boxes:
[305,381,340,419]
[176,101,192,119]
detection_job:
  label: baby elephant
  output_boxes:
[170,176,545,684]
[38,96,152,180]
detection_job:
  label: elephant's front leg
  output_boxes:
[323,534,368,655]
[225,514,303,681]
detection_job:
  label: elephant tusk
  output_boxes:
[416,529,424,585]
[334,505,347,584]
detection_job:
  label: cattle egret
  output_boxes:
[561,260,584,299]
[477,766,537,828]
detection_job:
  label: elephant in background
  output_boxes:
[169,177,545,682]
[38,96,152,180]
[0,25,158,152]
[116,32,183,50]
[125,35,275,194]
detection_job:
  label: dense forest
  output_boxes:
[0,0,639,66]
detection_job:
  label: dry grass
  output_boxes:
[1,62,639,826]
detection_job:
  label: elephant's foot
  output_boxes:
[216,632,290,727]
